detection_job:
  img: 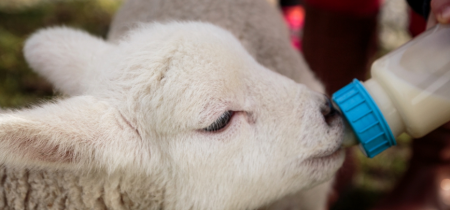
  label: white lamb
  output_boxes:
[0,0,345,210]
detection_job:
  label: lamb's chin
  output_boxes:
[309,149,345,164]
[299,149,345,180]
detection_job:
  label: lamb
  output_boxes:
[0,1,345,210]
[108,0,324,93]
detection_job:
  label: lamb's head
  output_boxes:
[0,22,344,209]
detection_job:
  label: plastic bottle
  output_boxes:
[333,24,450,158]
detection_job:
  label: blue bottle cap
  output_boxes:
[332,79,396,158]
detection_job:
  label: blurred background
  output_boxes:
[0,0,414,209]
[0,0,121,107]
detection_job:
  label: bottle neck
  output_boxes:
[363,78,405,137]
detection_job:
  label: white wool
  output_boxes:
[0,1,344,210]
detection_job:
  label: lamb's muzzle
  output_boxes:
[321,96,341,125]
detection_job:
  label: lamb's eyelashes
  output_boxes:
[203,110,234,132]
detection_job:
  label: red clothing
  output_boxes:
[304,0,381,16]
[281,0,428,50]
[282,6,305,50]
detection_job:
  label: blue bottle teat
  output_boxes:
[332,79,396,158]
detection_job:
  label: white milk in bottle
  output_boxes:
[333,24,450,158]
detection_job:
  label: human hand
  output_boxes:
[427,0,450,28]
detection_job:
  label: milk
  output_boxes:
[334,24,450,157]
[365,63,450,138]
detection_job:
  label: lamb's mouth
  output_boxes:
[311,148,344,162]
[303,145,345,166]
[322,97,341,126]
[297,148,345,175]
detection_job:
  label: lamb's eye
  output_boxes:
[203,111,234,132]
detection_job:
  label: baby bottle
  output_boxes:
[333,24,450,158]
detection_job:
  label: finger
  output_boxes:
[431,0,450,23]
[427,10,439,28]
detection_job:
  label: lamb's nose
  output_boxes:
[321,96,339,123]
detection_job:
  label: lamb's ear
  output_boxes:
[24,27,113,95]
[0,96,142,171]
